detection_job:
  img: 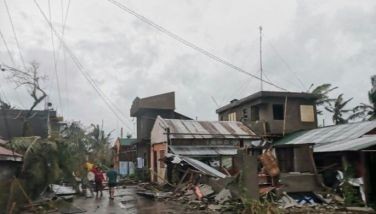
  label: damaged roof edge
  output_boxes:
[167,153,227,179]
[180,156,227,179]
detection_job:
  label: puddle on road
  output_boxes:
[62,185,208,214]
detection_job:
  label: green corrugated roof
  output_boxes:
[119,138,137,146]
[275,121,376,146]
[274,130,308,145]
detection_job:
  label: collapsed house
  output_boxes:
[276,121,376,205]
[150,116,259,184]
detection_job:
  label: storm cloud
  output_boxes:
[0,0,375,136]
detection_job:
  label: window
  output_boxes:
[228,112,237,121]
[242,109,248,120]
[159,150,165,168]
[276,148,294,172]
[239,139,244,148]
[300,105,315,122]
[273,104,284,120]
[250,106,260,121]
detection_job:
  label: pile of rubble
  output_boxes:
[134,147,376,213]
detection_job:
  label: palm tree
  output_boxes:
[353,78,376,120]
[307,83,338,115]
[325,94,354,124]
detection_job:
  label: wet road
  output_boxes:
[70,185,204,214]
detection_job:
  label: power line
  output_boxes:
[33,0,134,133]
[0,30,27,108]
[266,39,306,90]
[106,0,288,92]
[3,0,26,69]
[0,29,15,65]
[48,0,63,113]
[61,0,71,114]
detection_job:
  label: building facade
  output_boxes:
[130,92,191,177]
[216,91,318,137]
[150,116,259,184]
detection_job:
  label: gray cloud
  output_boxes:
[1,0,375,135]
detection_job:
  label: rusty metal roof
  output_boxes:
[0,145,22,161]
[161,118,257,139]
[170,145,238,156]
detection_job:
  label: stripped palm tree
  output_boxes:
[325,94,354,124]
[307,83,338,115]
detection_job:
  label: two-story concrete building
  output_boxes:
[216,91,318,137]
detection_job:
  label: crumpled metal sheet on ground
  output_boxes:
[166,153,227,178]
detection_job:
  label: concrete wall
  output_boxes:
[136,109,176,140]
[218,96,317,135]
[0,109,55,140]
[130,92,175,116]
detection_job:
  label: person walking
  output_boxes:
[106,164,118,200]
[86,170,95,198]
[93,166,104,199]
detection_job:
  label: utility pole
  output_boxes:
[259,26,263,91]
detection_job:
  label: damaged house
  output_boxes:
[216,91,318,138]
[130,92,191,178]
[112,134,137,176]
[0,109,63,140]
[0,140,22,209]
[276,121,376,205]
[150,116,259,184]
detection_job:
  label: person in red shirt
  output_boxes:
[92,166,104,198]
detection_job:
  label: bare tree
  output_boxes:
[3,61,47,135]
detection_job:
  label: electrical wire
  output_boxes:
[3,0,26,69]
[0,29,15,65]
[34,0,135,133]
[266,39,306,90]
[106,0,288,92]
[48,0,63,114]
[0,30,27,108]
[61,0,71,114]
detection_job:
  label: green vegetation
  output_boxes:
[308,83,338,115]
[325,94,354,125]
[4,122,113,211]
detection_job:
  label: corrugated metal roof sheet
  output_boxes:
[180,156,227,178]
[0,145,22,161]
[314,136,376,152]
[170,145,238,156]
[161,118,257,139]
[276,121,376,145]
[120,138,137,146]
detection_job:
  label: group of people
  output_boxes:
[85,163,118,200]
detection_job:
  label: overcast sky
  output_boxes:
[0,0,375,137]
